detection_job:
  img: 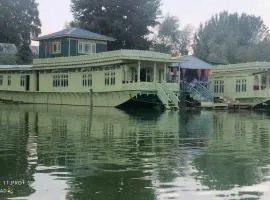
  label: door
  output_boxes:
[25,75,30,91]
[36,72,39,91]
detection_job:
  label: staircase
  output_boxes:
[156,84,180,109]
[180,81,213,105]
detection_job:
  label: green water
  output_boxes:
[0,104,270,200]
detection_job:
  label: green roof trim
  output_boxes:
[33,49,181,68]
[34,28,116,42]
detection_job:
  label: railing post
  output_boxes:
[164,63,167,83]
[153,62,156,83]
[138,60,141,83]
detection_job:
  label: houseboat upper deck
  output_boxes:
[0,49,182,109]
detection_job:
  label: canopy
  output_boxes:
[171,55,212,70]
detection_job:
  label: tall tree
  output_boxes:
[151,15,193,55]
[0,0,41,63]
[71,0,161,50]
[193,11,269,64]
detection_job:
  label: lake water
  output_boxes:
[0,104,270,200]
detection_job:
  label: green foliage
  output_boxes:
[151,15,193,55]
[16,43,33,64]
[71,0,161,50]
[193,11,270,64]
[0,0,41,63]
[0,54,17,65]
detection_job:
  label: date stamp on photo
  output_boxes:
[3,180,34,186]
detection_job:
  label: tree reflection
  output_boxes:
[193,112,270,192]
[0,108,35,198]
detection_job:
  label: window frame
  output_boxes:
[51,41,61,54]
[78,42,96,54]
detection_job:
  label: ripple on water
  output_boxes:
[1,106,270,199]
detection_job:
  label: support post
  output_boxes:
[138,60,141,83]
[153,62,156,83]
[68,38,71,57]
[164,63,167,83]
[178,65,181,83]
[259,74,262,90]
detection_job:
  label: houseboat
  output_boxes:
[211,62,270,108]
[0,28,181,109]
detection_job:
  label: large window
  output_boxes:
[214,80,224,93]
[236,79,246,93]
[82,73,92,87]
[51,41,61,54]
[7,75,11,86]
[241,80,247,92]
[110,71,115,85]
[105,72,110,86]
[78,42,96,54]
[20,75,26,87]
[53,74,68,87]
[105,71,116,86]
[0,75,3,85]
[236,80,241,93]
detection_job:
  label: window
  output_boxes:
[78,42,96,54]
[105,71,116,86]
[241,80,247,92]
[51,41,61,54]
[7,75,11,86]
[236,79,246,93]
[214,80,224,93]
[105,72,110,86]
[20,75,26,87]
[0,75,3,86]
[82,73,92,87]
[110,71,115,85]
[53,73,68,87]
[236,80,241,93]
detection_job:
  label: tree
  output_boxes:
[71,0,161,50]
[151,15,193,55]
[193,11,269,64]
[16,43,33,64]
[0,0,41,63]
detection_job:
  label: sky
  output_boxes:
[36,0,270,36]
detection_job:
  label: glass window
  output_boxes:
[7,75,11,86]
[53,73,68,87]
[51,41,61,53]
[0,75,3,85]
[78,42,96,54]
[20,75,25,87]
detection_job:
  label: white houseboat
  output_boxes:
[211,62,270,108]
[0,28,181,109]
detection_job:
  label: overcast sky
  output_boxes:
[36,0,270,35]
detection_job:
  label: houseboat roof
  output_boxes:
[33,28,116,42]
[0,50,181,71]
[33,49,180,68]
[170,55,211,69]
[0,65,33,70]
[212,62,270,76]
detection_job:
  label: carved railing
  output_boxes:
[156,84,169,107]
[161,83,179,106]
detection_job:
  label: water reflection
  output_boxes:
[0,105,270,199]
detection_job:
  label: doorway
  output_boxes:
[25,75,30,91]
[140,68,146,82]
[36,72,39,91]
[158,69,164,83]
